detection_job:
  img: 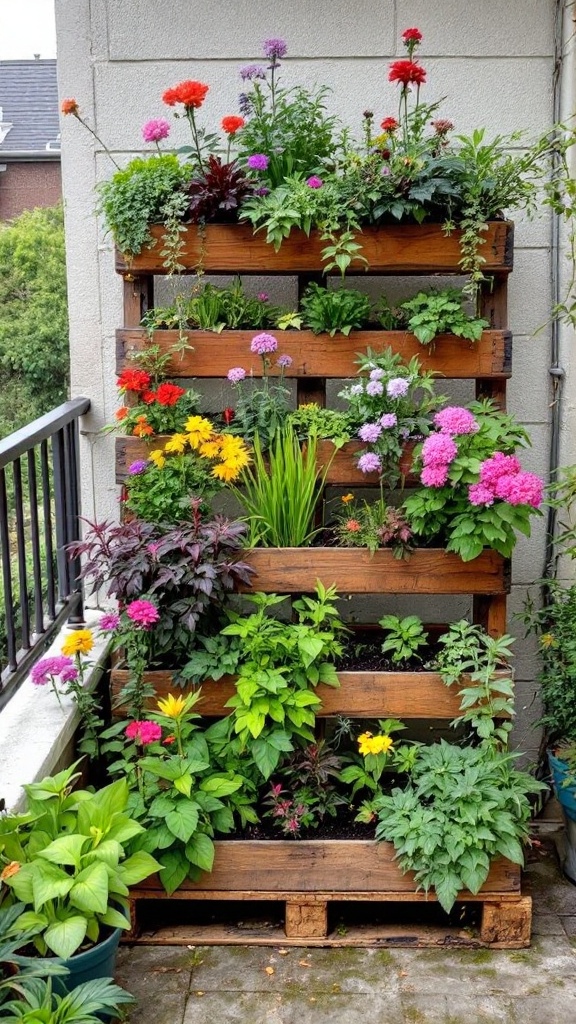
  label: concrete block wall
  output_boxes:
[55,0,564,760]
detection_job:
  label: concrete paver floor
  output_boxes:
[115,830,576,1023]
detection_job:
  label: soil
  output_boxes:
[335,630,436,673]
[220,815,377,843]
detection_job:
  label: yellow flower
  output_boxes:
[540,633,556,649]
[149,449,166,469]
[164,433,188,454]
[358,732,374,756]
[185,416,214,449]
[0,861,21,881]
[370,734,394,755]
[341,493,355,505]
[198,440,222,459]
[61,630,94,657]
[157,693,188,719]
[212,462,241,483]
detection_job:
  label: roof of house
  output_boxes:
[0,59,60,155]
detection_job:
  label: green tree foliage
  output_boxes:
[0,204,69,437]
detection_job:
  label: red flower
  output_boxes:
[221,115,245,135]
[380,117,400,132]
[61,98,79,116]
[222,407,235,425]
[162,80,209,109]
[345,519,362,533]
[402,27,423,43]
[155,382,186,406]
[388,60,427,86]
[142,390,157,404]
[116,368,152,393]
[115,406,129,421]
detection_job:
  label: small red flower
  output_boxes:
[163,735,176,745]
[61,98,79,115]
[221,115,245,135]
[345,519,362,533]
[115,406,129,421]
[222,407,235,425]
[162,80,209,109]
[381,117,400,132]
[155,382,186,407]
[141,390,157,404]
[388,60,427,87]
[116,368,152,393]
[402,27,423,43]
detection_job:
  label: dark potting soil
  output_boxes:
[219,816,376,843]
[335,630,436,673]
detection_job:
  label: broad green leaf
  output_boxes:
[200,776,242,798]
[32,861,75,911]
[185,833,215,873]
[11,909,48,933]
[174,773,193,798]
[44,915,88,959]
[166,803,200,843]
[118,851,161,886]
[159,851,188,895]
[69,862,110,914]
[99,906,130,930]
[38,834,87,868]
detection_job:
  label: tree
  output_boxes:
[0,204,70,438]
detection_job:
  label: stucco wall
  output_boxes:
[54,0,565,760]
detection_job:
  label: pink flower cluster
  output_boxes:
[125,599,160,628]
[469,452,543,508]
[250,332,278,355]
[434,406,479,435]
[142,118,170,143]
[125,720,162,745]
[420,432,458,487]
[31,655,77,686]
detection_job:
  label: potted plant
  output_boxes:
[0,764,160,987]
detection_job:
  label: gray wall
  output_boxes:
[55,0,567,761]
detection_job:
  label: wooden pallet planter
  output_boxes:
[126,840,530,949]
[116,221,513,276]
[116,327,512,380]
[110,666,513,721]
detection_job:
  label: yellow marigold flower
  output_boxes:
[0,861,21,880]
[185,416,214,449]
[164,433,188,454]
[149,449,166,469]
[341,493,355,505]
[61,629,94,657]
[212,462,241,483]
[198,440,222,459]
[157,693,188,719]
[358,732,374,756]
[540,633,556,649]
[370,734,394,755]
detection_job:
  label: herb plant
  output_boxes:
[287,404,352,448]
[299,283,372,337]
[97,154,189,257]
[379,614,429,664]
[399,288,489,346]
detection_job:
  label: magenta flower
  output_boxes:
[358,422,382,443]
[251,332,278,355]
[434,407,479,435]
[240,64,266,81]
[277,354,293,368]
[386,377,409,399]
[479,452,522,490]
[31,655,76,686]
[60,663,80,683]
[421,465,449,488]
[125,599,160,628]
[358,452,382,474]
[468,483,495,506]
[125,720,162,745]
[257,291,269,302]
[366,380,384,397]
[142,118,170,143]
[306,176,323,188]
[263,38,287,60]
[128,460,148,475]
[99,612,121,633]
[228,367,247,383]
[494,471,543,508]
[422,433,458,468]
[247,153,269,170]
[380,413,398,429]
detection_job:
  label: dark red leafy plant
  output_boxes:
[185,156,256,223]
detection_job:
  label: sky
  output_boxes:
[0,0,57,59]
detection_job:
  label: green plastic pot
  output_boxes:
[58,924,122,991]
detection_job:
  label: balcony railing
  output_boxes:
[0,398,91,710]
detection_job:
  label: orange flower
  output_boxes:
[345,519,361,532]
[61,98,79,116]
[341,493,355,505]
[162,80,209,109]
[115,406,129,421]
[221,115,245,135]
[133,416,154,438]
[1,861,21,880]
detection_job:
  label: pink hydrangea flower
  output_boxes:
[468,483,495,506]
[358,422,382,443]
[357,452,382,474]
[380,413,398,429]
[31,655,76,686]
[227,367,246,383]
[434,407,479,435]
[421,433,458,468]
[421,465,449,488]
[125,720,162,745]
[125,599,160,628]
[494,471,543,507]
[250,332,278,355]
[142,118,170,143]
[306,176,323,188]
[479,452,522,489]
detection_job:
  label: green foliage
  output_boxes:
[375,741,543,913]
[299,283,372,336]
[399,288,489,346]
[2,977,134,1023]
[0,205,69,436]
[238,426,329,547]
[97,154,190,256]
[0,899,68,1011]
[287,404,352,448]
[379,615,428,664]
[0,765,159,958]
[522,582,576,744]
[123,452,221,525]
[142,278,281,334]
[333,495,414,557]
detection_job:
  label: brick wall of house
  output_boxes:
[0,161,61,220]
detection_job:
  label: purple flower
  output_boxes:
[380,413,398,429]
[128,460,148,475]
[366,380,384,397]
[306,176,323,189]
[263,38,288,60]
[31,655,76,686]
[358,422,382,443]
[60,664,79,684]
[100,612,121,633]
[228,367,247,383]
[349,384,363,396]
[247,153,269,171]
[251,332,278,355]
[357,452,382,474]
[399,427,410,439]
[142,118,170,143]
[386,377,409,399]
[255,186,270,196]
[381,166,391,177]
[369,368,385,381]
[277,354,293,368]
[238,92,252,115]
[240,65,266,81]
[257,292,269,302]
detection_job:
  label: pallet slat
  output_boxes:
[116,222,513,275]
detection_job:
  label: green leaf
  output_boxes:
[38,834,87,868]
[200,776,242,798]
[118,850,161,886]
[69,862,110,914]
[159,851,188,896]
[166,802,200,843]
[174,773,193,797]
[44,915,88,958]
[185,833,215,873]
[11,909,48,934]
[99,906,130,930]
[32,861,75,911]
[251,738,281,780]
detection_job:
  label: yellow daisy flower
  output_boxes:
[198,440,222,459]
[212,462,241,483]
[185,416,214,449]
[370,734,394,755]
[357,732,374,757]
[149,449,166,469]
[157,693,188,719]
[164,433,188,454]
[62,629,94,657]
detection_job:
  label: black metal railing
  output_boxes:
[0,397,91,710]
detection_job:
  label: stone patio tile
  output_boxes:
[187,944,402,994]
[560,915,576,937]
[183,990,403,1023]
[531,913,567,935]
[512,993,576,1023]
[115,945,193,1024]
[400,992,517,1023]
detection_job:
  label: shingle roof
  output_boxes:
[0,59,60,153]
